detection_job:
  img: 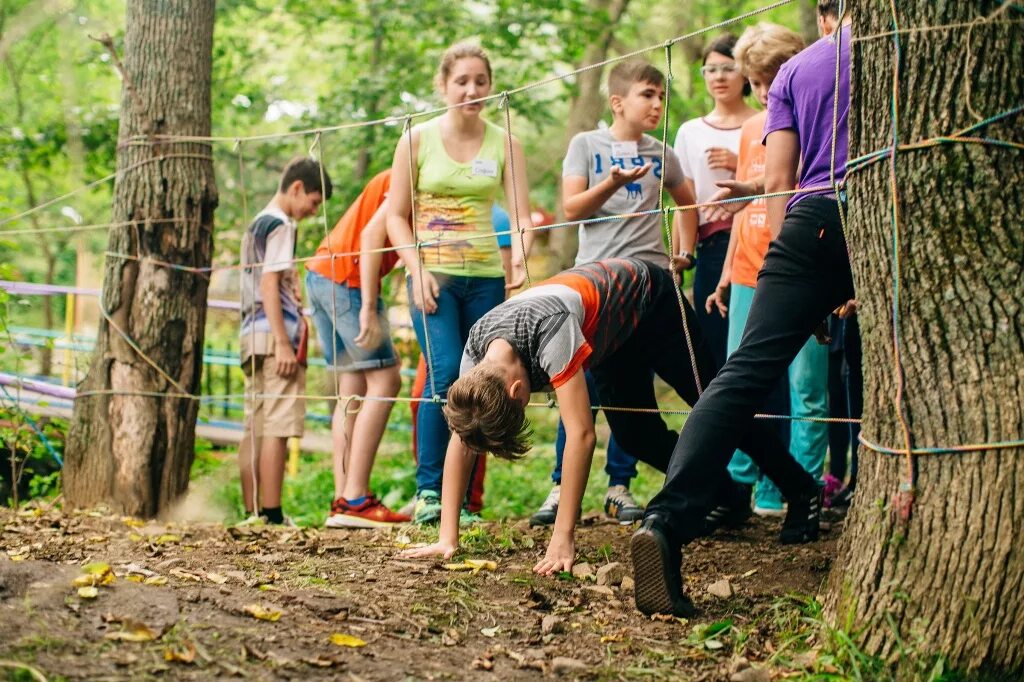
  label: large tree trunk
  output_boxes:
[825,3,1023,674]
[547,0,631,275]
[64,1,218,517]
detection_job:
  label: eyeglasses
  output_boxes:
[700,63,740,77]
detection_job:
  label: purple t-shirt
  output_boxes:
[763,24,850,208]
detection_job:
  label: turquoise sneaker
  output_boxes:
[459,508,483,527]
[413,490,442,525]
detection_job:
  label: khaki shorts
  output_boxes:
[241,335,306,439]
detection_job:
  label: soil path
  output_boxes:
[0,507,837,680]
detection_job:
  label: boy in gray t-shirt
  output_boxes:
[563,128,686,268]
[525,60,700,529]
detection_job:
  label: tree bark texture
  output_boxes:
[64,0,218,517]
[547,0,631,275]
[825,2,1023,674]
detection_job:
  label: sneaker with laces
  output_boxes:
[604,485,644,524]
[413,490,442,525]
[529,485,561,527]
[326,494,411,529]
[704,481,752,535]
[630,515,695,617]
[779,488,823,544]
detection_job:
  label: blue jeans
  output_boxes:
[408,274,506,494]
[553,370,638,488]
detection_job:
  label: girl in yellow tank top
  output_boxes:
[386,41,534,523]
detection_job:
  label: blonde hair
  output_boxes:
[435,40,493,91]
[734,23,805,79]
[443,363,531,460]
[607,59,665,98]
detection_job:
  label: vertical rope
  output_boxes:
[659,41,704,395]
[236,138,260,515]
[500,91,533,288]
[404,116,437,399]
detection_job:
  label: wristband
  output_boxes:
[677,251,697,271]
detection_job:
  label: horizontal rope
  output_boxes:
[859,433,1024,457]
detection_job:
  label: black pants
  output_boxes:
[590,264,818,521]
[646,197,855,545]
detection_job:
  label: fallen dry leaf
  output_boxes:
[329,633,366,648]
[164,642,196,663]
[204,572,228,584]
[154,534,181,545]
[78,586,99,599]
[105,621,159,642]
[444,559,498,574]
[244,604,282,622]
[144,575,168,586]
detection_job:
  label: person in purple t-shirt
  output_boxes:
[629,1,854,618]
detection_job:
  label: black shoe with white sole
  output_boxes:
[779,488,823,544]
[630,515,695,617]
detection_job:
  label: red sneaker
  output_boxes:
[325,495,411,528]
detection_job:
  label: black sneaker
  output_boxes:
[703,481,752,535]
[779,488,823,544]
[630,516,695,617]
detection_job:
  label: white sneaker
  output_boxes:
[529,485,560,526]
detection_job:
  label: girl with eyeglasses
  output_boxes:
[671,33,757,370]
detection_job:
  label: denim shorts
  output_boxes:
[305,270,398,372]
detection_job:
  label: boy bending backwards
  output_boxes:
[402,258,820,577]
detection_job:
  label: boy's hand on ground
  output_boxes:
[400,540,458,560]
[609,163,652,188]
[410,270,440,315]
[274,343,298,377]
[533,534,575,576]
[706,147,738,172]
[705,180,757,222]
[705,283,730,318]
[355,308,382,350]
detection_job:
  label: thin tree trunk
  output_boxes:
[825,3,1023,674]
[63,0,218,517]
[548,0,631,275]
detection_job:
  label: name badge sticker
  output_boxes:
[610,140,639,159]
[471,158,498,177]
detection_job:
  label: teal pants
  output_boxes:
[726,283,829,508]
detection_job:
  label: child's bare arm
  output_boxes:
[259,271,297,377]
[533,371,595,575]
[669,179,698,272]
[355,201,389,350]
[764,130,800,239]
[562,165,651,223]
[400,433,475,559]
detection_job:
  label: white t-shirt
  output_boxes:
[673,117,743,241]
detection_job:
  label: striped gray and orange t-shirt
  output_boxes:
[460,258,656,390]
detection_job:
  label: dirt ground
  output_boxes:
[0,505,840,681]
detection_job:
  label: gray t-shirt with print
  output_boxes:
[562,129,684,268]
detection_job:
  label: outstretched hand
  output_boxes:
[609,163,652,188]
[704,179,758,222]
[705,282,730,318]
[400,540,458,561]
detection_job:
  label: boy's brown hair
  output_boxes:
[734,23,805,79]
[443,364,532,460]
[279,156,333,200]
[607,59,665,98]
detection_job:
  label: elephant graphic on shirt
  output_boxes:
[625,182,643,200]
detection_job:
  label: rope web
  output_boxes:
[3,0,1023,514]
